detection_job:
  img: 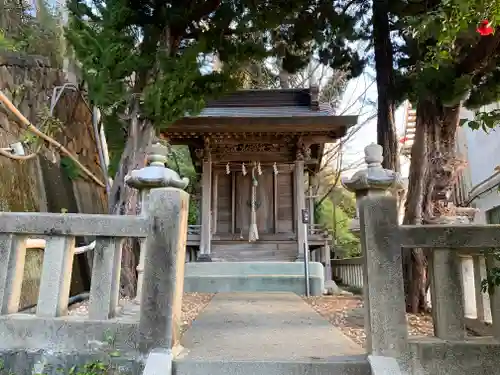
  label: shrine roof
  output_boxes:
[162,87,357,135]
[193,104,333,118]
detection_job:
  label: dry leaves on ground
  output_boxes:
[180,293,214,333]
[68,293,214,333]
[305,296,434,347]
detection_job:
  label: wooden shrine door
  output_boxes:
[234,172,274,235]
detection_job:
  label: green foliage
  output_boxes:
[166,145,200,225]
[0,30,17,51]
[315,188,360,258]
[66,0,366,170]
[481,250,500,293]
[61,156,82,180]
[460,108,500,132]
[0,1,64,66]
[395,0,500,108]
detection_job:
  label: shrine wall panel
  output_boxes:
[216,172,232,233]
[276,169,294,233]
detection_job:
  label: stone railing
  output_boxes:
[0,142,190,365]
[0,186,188,353]
[332,255,493,328]
[331,257,363,289]
[341,143,500,374]
[0,212,147,319]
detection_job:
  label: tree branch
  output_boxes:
[455,32,500,78]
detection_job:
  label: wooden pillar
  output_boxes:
[308,173,315,226]
[231,171,236,234]
[212,171,218,235]
[295,159,306,260]
[273,170,278,234]
[199,155,212,261]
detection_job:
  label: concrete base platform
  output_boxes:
[174,293,367,375]
[184,262,325,296]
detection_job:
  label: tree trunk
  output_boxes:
[403,98,460,313]
[373,0,399,172]
[402,101,429,313]
[108,102,155,298]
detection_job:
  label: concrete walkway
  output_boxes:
[178,292,364,361]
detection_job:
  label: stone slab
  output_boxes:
[408,337,500,375]
[185,261,325,276]
[184,262,325,296]
[184,275,324,295]
[173,357,370,375]
[0,349,144,375]
[176,293,363,361]
[0,306,140,352]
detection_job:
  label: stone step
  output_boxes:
[211,254,296,261]
[211,243,297,262]
[173,357,371,375]
[183,262,325,295]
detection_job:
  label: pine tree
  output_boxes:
[66,0,366,296]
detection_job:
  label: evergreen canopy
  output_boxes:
[390,0,500,111]
[66,0,365,132]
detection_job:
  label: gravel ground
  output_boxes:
[180,293,214,333]
[68,292,214,333]
[305,295,434,347]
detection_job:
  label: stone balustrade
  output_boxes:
[0,186,189,354]
[0,212,148,319]
[332,255,493,328]
[0,142,190,357]
[340,143,500,374]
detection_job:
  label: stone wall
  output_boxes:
[0,52,108,308]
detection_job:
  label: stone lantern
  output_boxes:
[125,141,189,303]
[342,143,405,233]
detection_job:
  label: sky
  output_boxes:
[335,70,408,179]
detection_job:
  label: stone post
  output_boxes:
[138,186,189,354]
[125,142,189,303]
[473,254,492,322]
[342,143,407,358]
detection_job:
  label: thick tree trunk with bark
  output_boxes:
[108,102,155,298]
[373,0,399,172]
[403,97,461,313]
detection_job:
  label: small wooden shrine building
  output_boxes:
[162,87,356,263]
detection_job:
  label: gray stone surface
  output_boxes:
[0,314,139,352]
[89,237,123,320]
[173,357,370,375]
[400,225,500,249]
[408,337,500,375]
[0,212,149,237]
[177,293,363,361]
[0,234,26,314]
[429,249,466,340]
[324,280,341,295]
[368,355,403,375]
[175,292,366,375]
[357,195,408,357]
[143,348,173,375]
[36,236,75,317]
[184,262,325,296]
[139,187,189,353]
[0,349,144,375]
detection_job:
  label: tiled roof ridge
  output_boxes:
[205,86,320,109]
